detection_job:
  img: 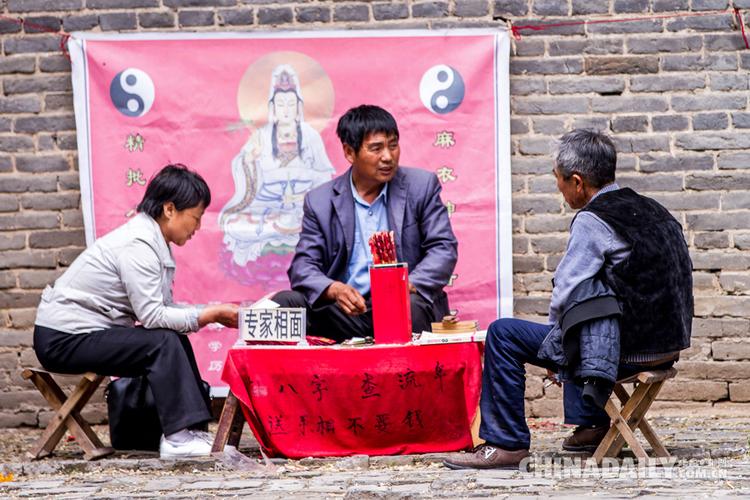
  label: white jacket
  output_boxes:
[35,213,200,334]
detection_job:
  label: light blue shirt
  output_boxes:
[346,174,389,296]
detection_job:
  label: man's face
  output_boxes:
[553,167,586,210]
[346,131,400,185]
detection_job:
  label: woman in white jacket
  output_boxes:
[34,164,238,459]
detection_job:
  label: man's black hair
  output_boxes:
[336,105,399,152]
[137,164,211,219]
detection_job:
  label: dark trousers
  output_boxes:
[479,318,673,450]
[33,324,211,436]
[272,290,436,343]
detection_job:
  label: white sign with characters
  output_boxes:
[240,307,307,344]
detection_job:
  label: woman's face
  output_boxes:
[273,91,299,125]
[161,202,205,246]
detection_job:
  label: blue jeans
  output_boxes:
[479,318,612,450]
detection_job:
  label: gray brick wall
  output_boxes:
[1,0,749,427]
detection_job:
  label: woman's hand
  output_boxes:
[199,304,239,328]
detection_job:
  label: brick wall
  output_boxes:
[1,0,749,427]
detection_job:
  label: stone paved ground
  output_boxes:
[0,413,748,498]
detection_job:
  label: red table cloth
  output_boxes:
[221,342,482,458]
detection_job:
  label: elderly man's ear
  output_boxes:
[571,173,600,209]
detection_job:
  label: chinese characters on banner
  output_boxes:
[222,342,482,457]
[68,30,512,389]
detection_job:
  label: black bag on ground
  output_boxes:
[105,376,211,451]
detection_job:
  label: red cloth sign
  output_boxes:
[221,343,482,458]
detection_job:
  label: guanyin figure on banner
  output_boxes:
[220,61,335,286]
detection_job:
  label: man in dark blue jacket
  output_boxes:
[273,105,458,342]
[444,129,693,470]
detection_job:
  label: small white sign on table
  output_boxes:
[239,307,307,344]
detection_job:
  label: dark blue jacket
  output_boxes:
[287,167,457,316]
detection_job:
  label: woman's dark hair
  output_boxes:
[136,164,211,219]
[336,105,399,152]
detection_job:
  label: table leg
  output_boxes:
[212,392,246,453]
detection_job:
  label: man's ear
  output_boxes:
[343,144,357,165]
[572,173,585,193]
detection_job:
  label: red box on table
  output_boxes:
[369,262,412,344]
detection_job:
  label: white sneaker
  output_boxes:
[159,430,213,459]
[190,430,215,445]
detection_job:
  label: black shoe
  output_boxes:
[562,425,609,452]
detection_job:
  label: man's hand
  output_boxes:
[199,304,239,328]
[324,281,367,316]
[544,369,561,387]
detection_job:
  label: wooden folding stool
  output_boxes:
[593,367,677,465]
[22,368,114,461]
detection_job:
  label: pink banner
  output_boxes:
[70,31,512,388]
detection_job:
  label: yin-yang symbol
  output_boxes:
[419,65,465,115]
[109,68,155,117]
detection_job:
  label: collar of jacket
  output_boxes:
[133,213,176,268]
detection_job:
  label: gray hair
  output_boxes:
[555,129,616,188]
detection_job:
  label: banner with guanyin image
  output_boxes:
[69,30,512,390]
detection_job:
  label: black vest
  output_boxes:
[580,188,693,355]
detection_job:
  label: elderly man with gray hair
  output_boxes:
[444,129,693,470]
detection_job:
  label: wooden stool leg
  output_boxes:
[630,381,669,458]
[26,372,69,459]
[212,392,246,453]
[595,384,642,463]
[594,398,633,465]
[613,384,631,405]
[638,417,670,458]
[607,381,654,456]
[612,405,649,460]
[593,381,665,465]
[28,372,113,460]
[35,372,111,451]
[42,373,113,460]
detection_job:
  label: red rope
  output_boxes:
[0,15,70,58]
[511,8,746,48]
[59,33,71,57]
[735,8,750,49]
[0,10,747,56]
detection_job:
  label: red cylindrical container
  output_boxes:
[369,263,412,344]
